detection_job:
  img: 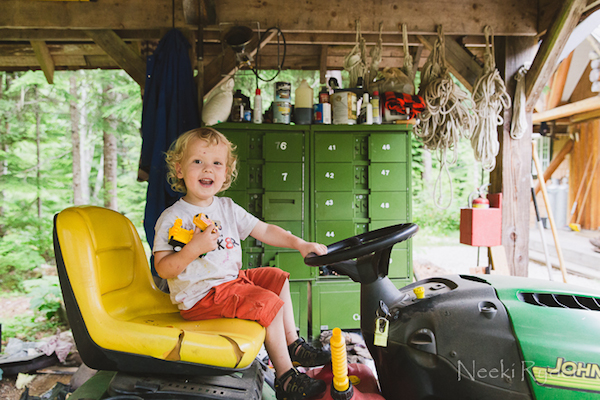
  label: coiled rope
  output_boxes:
[471,26,511,171]
[401,23,413,83]
[343,20,367,88]
[510,66,528,140]
[368,22,384,86]
[417,25,477,209]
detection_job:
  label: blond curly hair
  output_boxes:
[165,127,238,194]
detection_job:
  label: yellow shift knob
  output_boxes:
[413,286,425,299]
[331,327,349,392]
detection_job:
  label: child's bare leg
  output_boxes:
[265,307,293,379]
[279,279,299,345]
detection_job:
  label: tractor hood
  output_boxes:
[482,275,600,399]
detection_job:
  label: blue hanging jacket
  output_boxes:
[140,29,200,275]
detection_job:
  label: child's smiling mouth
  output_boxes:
[200,178,213,187]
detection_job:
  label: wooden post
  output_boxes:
[489,36,537,277]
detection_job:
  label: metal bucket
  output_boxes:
[273,101,291,124]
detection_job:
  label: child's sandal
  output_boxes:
[275,367,326,400]
[288,337,331,367]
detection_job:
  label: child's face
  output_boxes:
[176,137,229,207]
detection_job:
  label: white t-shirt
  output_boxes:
[153,197,259,310]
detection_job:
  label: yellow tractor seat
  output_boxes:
[53,206,265,375]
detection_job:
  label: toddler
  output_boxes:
[153,127,329,400]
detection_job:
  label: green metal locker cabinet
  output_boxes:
[217,122,414,340]
[218,124,312,338]
[310,125,413,338]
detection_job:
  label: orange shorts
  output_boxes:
[180,267,290,327]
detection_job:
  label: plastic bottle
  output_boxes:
[359,93,373,125]
[371,90,382,125]
[295,79,313,124]
[253,88,262,124]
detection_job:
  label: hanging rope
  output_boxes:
[368,22,384,85]
[416,25,477,209]
[510,66,528,140]
[401,23,413,81]
[344,20,367,88]
[471,25,511,171]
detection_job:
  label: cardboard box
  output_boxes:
[460,193,502,247]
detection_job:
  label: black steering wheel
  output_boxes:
[304,223,419,283]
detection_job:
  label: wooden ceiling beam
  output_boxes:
[30,40,54,84]
[417,35,482,92]
[0,0,185,30]
[525,0,587,110]
[213,0,537,36]
[85,30,146,86]
[546,51,573,109]
[0,29,165,41]
[0,0,537,35]
[532,95,600,123]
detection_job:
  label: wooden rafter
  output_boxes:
[85,30,146,87]
[546,51,573,110]
[532,96,600,123]
[319,45,328,84]
[203,29,277,99]
[525,0,587,110]
[30,40,54,84]
[417,35,482,92]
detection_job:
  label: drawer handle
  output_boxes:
[269,199,295,204]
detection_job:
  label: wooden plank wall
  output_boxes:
[570,119,600,230]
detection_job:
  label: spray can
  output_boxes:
[253,88,262,124]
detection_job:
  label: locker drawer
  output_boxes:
[311,279,412,339]
[388,248,409,278]
[289,281,309,339]
[369,192,408,220]
[264,162,303,191]
[264,132,304,162]
[369,162,407,191]
[315,192,354,220]
[314,163,354,191]
[264,220,304,249]
[266,251,316,280]
[264,192,303,220]
[221,130,248,161]
[315,221,368,246]
[314,133,354,162]
[369,133,407,162]
[312,281,361,334]
[369,220,409,248]
[229,161,249,191]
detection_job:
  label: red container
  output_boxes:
[459,193,502,247]
[307,363,384,400]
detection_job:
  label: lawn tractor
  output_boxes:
[304,223,600,400]
[54,206,600,399]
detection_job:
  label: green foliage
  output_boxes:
[0,69,147,292]
[23,276,64,321]
[0,277,68,342]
